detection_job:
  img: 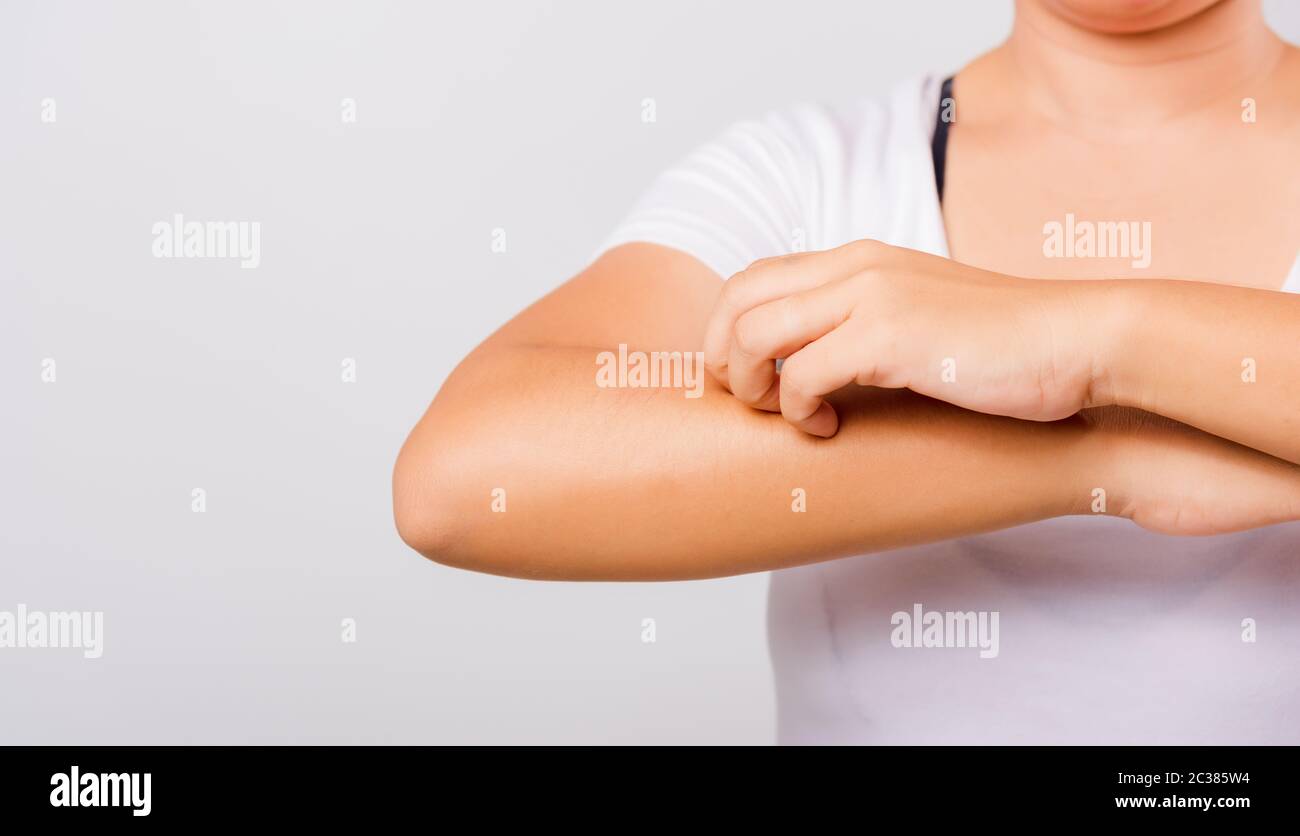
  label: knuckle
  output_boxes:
[723,264,761,308]
[774,295,801,334]
[731,256,775,286]
[848,237,887,263]
[720,274,746,307]
[732,311,767,358]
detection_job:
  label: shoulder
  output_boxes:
[710,75,941,172]
[600,76,944,276]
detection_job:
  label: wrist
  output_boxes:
[1067,407,1140,521]
[1073,280,1147,411]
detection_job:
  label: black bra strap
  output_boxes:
[931,76,954,204]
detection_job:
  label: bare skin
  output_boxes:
[948,0,1300,289]
[705,242,1300,459]
[393,0,1300,580]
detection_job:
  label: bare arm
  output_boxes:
[700,241,1300,463]
[1097,279,1300,465]
[393,244,1300,580]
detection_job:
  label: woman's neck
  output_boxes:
[990,0,1287,133]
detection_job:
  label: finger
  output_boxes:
[778,324,869,437]
[703,240,883,388]
[727,279,857,410]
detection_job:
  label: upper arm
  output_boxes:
[489,109,824,355]
[481,243,724,355]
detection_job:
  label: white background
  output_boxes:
[3,0,1298,744]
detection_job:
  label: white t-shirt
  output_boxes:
[601,75,1300,744]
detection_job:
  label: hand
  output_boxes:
[704,240,1110,436]
[1082,406,1300,536]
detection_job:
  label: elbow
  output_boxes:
[392,429,462,566]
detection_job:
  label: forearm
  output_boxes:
[1094,279,1300,464]
[394,343,1102,580]
[392,246,1300,581]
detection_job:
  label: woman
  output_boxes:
[394,0,1300,743]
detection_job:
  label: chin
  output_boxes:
[1034,0,1227,34]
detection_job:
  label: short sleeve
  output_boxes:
[596,112,818,280]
